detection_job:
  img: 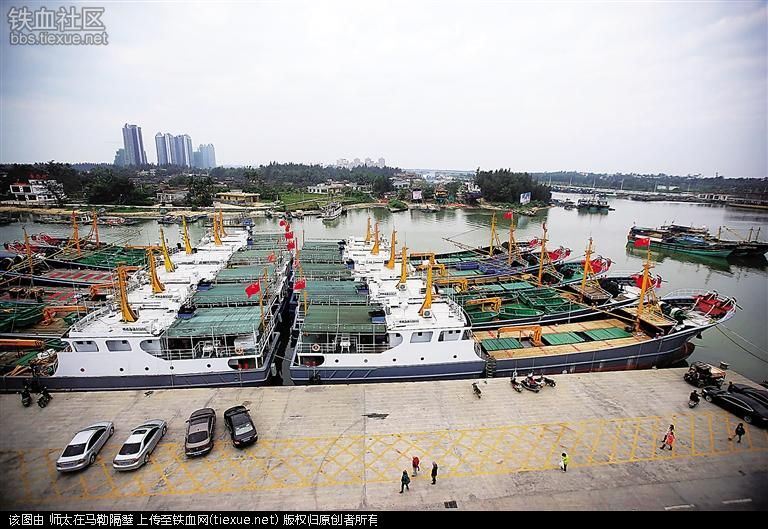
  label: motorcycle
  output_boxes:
[688,391,700,408]
[520,376,541,393]
[20,388,31,407]
[536,374,556,387]
[510,377,523,393]
[37,387,52,408]
[472,382,482,399]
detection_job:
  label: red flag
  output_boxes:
[503,211,513,220]
[285,231,294,240]
[631,274,644,288]
[634,237,651,248]
[287,240,296,250]
[279,219,286,227]
[245,281,261,299]
[284,223,291,232]
[528,238,539,248]
[655,275,663,288]
[267,252,276,262]
[294,279,306,290]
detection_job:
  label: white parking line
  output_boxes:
[722,498,752,505]
[664,504,695,510]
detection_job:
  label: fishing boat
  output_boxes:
[286,236,735,384]
[322,202,343,221]
[627,227,734,257]
[576,195,610,212]
[630,225,767,257]
[0,214,292,391]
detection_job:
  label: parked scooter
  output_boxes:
[472,382,482,398]
[20,388,31,407]
[536,374,557,387]
[688,390,700,408]
[37,386,52,408]
[520,375,541,393]
[510,377,523,393]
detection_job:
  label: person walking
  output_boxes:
[431,462,438,485]
[730,423,746,443]
[400,470,410,493]
[560,452,570,472]
[412,456,420,477]
[660,424,675,450]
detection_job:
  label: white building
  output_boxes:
[10,179,65,205]
[307,182,347,194]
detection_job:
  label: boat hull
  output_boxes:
[289,357,486,384]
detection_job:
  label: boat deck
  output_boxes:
[54,246,147,268]
[618,307,677,327]
[166,306,267,337]
[476,318,650,360]
[214,264,279,283]
[301,305,386,333]
[298,280,368,304]
[298,262,352,280]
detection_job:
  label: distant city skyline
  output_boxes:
[1,2,765,177]
[121,124,147,166]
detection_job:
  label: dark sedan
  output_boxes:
[223,406,257,447]
[185,408,216,457]
[702,386,768,427]
[727,383,768,407]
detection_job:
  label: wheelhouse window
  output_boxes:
[106,340,132,352]
[410,331,433,343]
[73,340,99,352]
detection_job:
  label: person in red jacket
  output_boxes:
[412,455,420,476]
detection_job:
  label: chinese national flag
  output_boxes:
[245,281,261,299]
[284,223,291,232]
[294,279,306,290]
[285,231,294,240]
[279,220,286,227]
[267,252,276,262]
[634,237,651,248]
[528,238,539,248]
[503,211,513,220]
[287,240,296,250]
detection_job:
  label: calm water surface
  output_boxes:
[2,195,767,382]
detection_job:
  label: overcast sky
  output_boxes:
[1,0,766,176]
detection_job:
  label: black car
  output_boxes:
[185,408,216,457]
[701,386,768,427]
[223,406,257,447]
[727,382,768,407]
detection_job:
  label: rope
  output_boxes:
[716,325,768,364]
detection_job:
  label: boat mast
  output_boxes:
[419,264,433,316]
[579,237,593,303]
[213,213,222,246]
[508,218,518,267]
[489,213,497,257]
[537,223,549,286]
[371,222,380,255]
[634,246,652,333]
[22,227,33,275]
[117,265,138,322]
[159,227,175,273]
[181,216,193,255]
[398,246,408,286]
[365,217,371,243]
[147,248,165,294]
[386,229,397,269]
[91,211,100,248]
[70,211,81,257]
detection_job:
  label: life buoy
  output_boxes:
[311,343,321,352]
[235,345,245,354]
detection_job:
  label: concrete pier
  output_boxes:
[1,368,766,511]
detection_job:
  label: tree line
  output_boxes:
[475,169,551,204]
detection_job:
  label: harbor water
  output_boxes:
[2,195,766,382]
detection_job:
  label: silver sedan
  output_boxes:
[56,422,115,472]
[112,419,167,471]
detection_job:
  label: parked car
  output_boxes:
[112,420,167,471]
[684,361,726,388]
[727,382,768,407]
[223,406,257,447]
[56,422,114,472]
[185,408,216,457]
[701,387,768,426]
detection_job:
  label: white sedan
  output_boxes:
[112,420,167,471]
[56,422,115,472]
